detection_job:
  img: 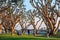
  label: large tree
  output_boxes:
[30,0,60,37]
[0,0,24,35]
[24,10,42,36]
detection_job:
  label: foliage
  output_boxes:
[30,0,60,37]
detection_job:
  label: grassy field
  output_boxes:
[0,34,60,40]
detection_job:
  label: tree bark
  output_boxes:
[0,24,2,34]
[22,29,26,34]
[5,28,8,34]
[11,26,15,35]
[34,28,37,36]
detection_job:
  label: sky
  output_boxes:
[0,0,60,30]
[23,0,34,11]
[15,17,60,30]
[15,0,60,30]
[24,0,57,11]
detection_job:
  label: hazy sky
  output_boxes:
[23,0,58,11]
[24,0,34,11]
[15,0,60,30]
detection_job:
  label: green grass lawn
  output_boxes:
[0,34,60,40]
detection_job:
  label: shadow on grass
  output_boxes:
[0,34,60,40]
